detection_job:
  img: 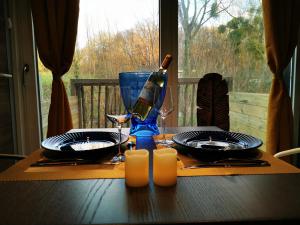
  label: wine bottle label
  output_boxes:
[131,54,171,121]
[139,80,161,105]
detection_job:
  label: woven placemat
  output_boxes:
[0,135,299,181]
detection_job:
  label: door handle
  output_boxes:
[22,64,29,86]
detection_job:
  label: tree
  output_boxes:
[120,20,159,71]
[218,6,264,59]
[76,18,159,79]
[218,5,270,92]
[178,0,231,76]
[69,44,81,79]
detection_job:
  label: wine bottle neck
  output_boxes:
[160,54,172,70]
[158,67,167,73]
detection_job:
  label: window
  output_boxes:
[39,0,159,138]
[177,0,271,150]
[38,0,273,151]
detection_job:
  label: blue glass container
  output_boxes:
[119,72,167,136]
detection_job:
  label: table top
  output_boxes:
[1,127,300,225]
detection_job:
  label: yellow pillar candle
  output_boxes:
[153,148,177,187]
[125,149,149,187]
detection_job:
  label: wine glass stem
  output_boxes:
[117,124,122,155]
[161,117,166,142]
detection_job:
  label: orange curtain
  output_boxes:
[31,0,79,137]
[262,0,300,155]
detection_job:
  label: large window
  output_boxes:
[38,0,270,150]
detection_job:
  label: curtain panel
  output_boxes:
[262,0,300,155]
[31,0,79,137]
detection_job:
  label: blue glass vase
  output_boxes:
[119,72,167,136]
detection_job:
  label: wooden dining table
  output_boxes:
[0,127,300,225]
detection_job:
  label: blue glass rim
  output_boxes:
[119,71,151,76]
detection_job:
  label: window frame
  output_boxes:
[293,29,300,147]
[9,0,41,155]
[160,0,178,127]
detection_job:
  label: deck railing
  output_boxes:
[69,77,234,127]
[69,77,268,149]
[71,79,122,128]
[70,78,206,128]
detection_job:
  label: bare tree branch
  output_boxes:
[196,0,209,27]
[191,0,233,39]
[190,0,198,29]
[220,0,237,18]
[191,0,212,39]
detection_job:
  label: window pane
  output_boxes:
[178,0,271,150]
[0,0,16,171]
[38,0,159,138]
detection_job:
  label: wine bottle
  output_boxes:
[132,54,172,121]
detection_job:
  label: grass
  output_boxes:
[39,71,73,102]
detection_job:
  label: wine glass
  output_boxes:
[156,86,174,146]
[106,86,133,163]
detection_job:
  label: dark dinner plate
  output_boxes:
[41,131,128,159]
[172,130,263,160]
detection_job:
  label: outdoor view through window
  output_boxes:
[38,0,270,150]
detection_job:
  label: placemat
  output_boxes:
[177,150,300,176]
[0,135,299,181]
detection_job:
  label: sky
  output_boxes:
[77,0,158,48]
[76,0,260,49]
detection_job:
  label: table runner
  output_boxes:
[0,135,299,181]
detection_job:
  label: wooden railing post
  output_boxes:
[97,85,101,127]
[190,83,196,126]
[90,85,94,128]
[104,86,109,128]
[76,84,83,128]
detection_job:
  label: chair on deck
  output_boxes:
[197,73,229,131]
[274,148,300,158]
[274,148,300,168]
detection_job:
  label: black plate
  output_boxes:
[41,131,128,159]
[172,131,263,160]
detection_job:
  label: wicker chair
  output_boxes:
[197,73,229,131]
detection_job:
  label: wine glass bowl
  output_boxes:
[106,114,131,125]
[159,107,173,120]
